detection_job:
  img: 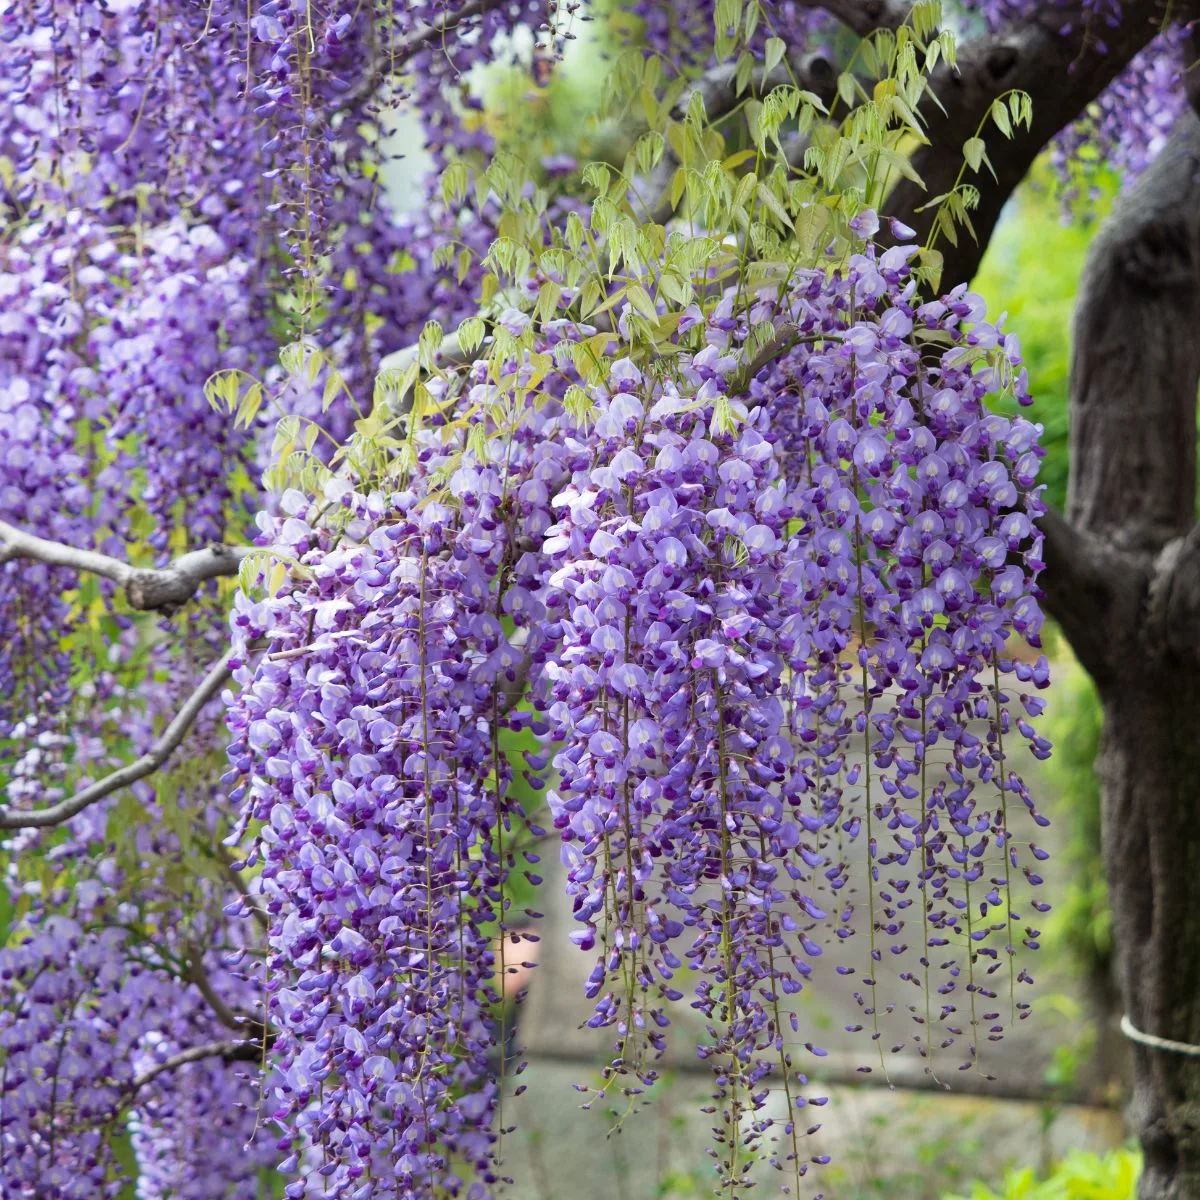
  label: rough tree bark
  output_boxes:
[1047,113,1200,1199]
[883,0,1181,288]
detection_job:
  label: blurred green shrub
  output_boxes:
[1038,651,1110,981]
[941,1148,1140,1200]
[974,165,1118,514]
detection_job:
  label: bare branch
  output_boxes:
[0,648,237,830]
[393,0,510,67]
[130,1038,264,1095]
[0,520,252,613]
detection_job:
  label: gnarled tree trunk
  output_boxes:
[1046,112,1200,1199]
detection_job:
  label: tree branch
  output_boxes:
[130,1038,264,1095]
[0,520,252,613]
[394,0,510,66]
[884,1,1181,287]
[0,648,237,830]
[185,950,266,1036]
[340,0,512,117]
[810,0,910,37]
[1037,507,1141,684]
[1067,112,1200,553]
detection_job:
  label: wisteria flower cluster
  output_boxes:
[219,221,1051,1195]
[0,908,269,1199]
[6,0,1181,1192]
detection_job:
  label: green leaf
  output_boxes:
[991,98,1012,138]
[963,136,985,173]
[457,316,486,357]
[755,183,793,231]
[321,374,341,413]
[626,284,658,320]
[440,160,469,206]
[763,36,786,78]
[565,210,585,255]
[418,320,444,371]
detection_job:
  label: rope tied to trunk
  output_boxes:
[1120,1014,1200,1057]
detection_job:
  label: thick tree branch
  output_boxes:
[1146,526,1200,664]
[810,0,910,38]
[1067,112,1200,554]
[1037,507,1141,684]
[0,520,251,613]
[0,648,236,830]
[885,1,1183,287]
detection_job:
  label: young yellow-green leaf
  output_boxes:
[837,72,856,109]
[910,0,942,41]
[565,209,585,255]
[963,136,986,173]
[669,166,687,211]
[267,558,289,599]
[457,316,486,357]
[763,36,786,78]
[279,342,305,378]
[991,97,1012,138]
[563,383,595,427]
[440,160,469,206]
[304,345,324,387]
[627,283,659,320]
[734,50,755,97]
[755,183,793,231]
[235,382,264,429]
[418,321,444,373]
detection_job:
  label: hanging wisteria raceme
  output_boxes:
[220,362,577,1195]
[1050,26,1189,187]
[0,911,185,1198]
[0,908,274,1199]
[215,211,1053,1195]
[0,216,97,743]
[129,1051,275,1200]
[0,921,132,1198]
[747,233,1053,1077]
[538,343,833,1190]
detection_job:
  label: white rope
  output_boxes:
[1120,1014,1200,1058]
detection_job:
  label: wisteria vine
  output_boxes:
[0,0,1192,1196]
